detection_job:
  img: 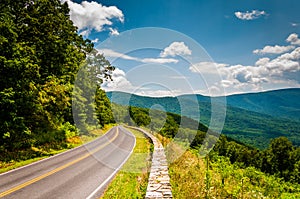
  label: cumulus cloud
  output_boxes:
[101,68,133,90]
[286,33,300,45]
[64,0,123,36]
[189,47,300,94]
[265,47,300,73]
[226,47,300,84]
[255,57,270,66]
[235,10,267,20]
[220,80,235,88]
[98,49,179,64]
[228,64,269,84]
[253,45,295,55]
[103,33,300,96]
[160,42,192,57]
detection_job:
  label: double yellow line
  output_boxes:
[0,128,119,198]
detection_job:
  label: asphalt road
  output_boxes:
[0,126,136,199]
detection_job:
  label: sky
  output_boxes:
[63,0,300,96]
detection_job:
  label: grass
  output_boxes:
[169,149,300,199]
[101,128,152,199]
[0,124,115,174]
[149,132,300,198]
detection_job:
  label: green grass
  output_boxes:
[0,124,115,174]
[101,128,152,199]
[169,149,300,199]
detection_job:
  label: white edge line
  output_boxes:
[0,127,116,177]
[86,126,137,199]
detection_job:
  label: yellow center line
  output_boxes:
[0,127,119,198]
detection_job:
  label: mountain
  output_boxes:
[224,88,300,121]
[106,88,300,149]
[178,88,300,121]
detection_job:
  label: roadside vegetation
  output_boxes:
[0,124,114,174]
[169,149,300,199]
[153,131,300,198]
[101,128,153,199]
[0,0,115,173]
[112,104,300,198]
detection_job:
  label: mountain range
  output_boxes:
[106,88,300,149]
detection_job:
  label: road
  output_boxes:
[0,126,136,199]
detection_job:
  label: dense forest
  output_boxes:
[112,103,300,185]
[0,0,114,161]
[107,91,300,149]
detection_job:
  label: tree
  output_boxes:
[160,115,179,138]
[95,87,115,127]
[0,0,96,151]
[72,51,115,134]
[269,137,293,176]
[129,106,151,127]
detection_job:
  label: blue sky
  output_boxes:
[65,0,300,96]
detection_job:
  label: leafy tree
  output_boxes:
[190,130,206,148]
[72,51,115,133]
[160,115,179,138]
[268,137,293,176]
[0,0,101,151]
[129,106,151,127]
[95,87,115,127]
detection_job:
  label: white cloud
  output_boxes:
[189,62,228,74]
[102,68,133,91]
[188,47,300,95]
[228,64,269,84]
[253,45,295,55]
[264,47,300,73]
[91,38,99,43]
[160,42,192,57]
[224,47,300,84]
[141,58,178,64]
[286,33,300,45]
[220,80,235,88]
[64,0,123,36]
[235,10,267,20]
[291,23,299,27]
[255,57,270,66]
[135,89,182,97]
[101,67,184,96]
[101,34,300,96]
[97,49,179,64]
[277,47,300,61]
[169,76,188,79]
[109,28,120,36]
[98,49,138,61]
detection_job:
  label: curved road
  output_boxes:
[0,126,136,199]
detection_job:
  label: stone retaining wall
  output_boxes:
[127,127,172,199]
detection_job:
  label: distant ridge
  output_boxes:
[107,88,300,121]
[106,88,300,149]
[224,88,300,121]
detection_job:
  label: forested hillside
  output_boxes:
[110,103,300,193]
[0,0,114,162]
[107,91,300,149]
[225,88,300,121]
